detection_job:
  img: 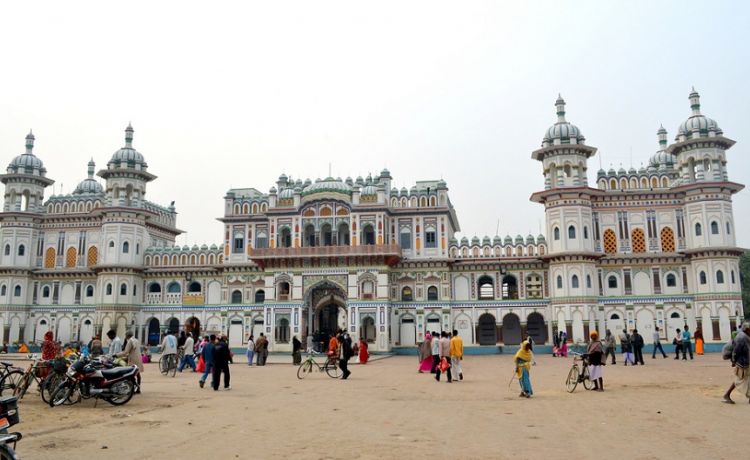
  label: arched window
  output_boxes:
[0,285,5,296]
[501,275,518,299]
[275,317,290,344]
[603,229,617,254]
[710,221,719,235]
[666,273,677,287]
[106,283,113,295]
[42,286,50,297]
[187,281,202,293]
[231,290,243,304]
[109,240,115,248]
[399,227,412,249]
[17,244,25,256]
[731,270,736,284]
[136,243,140,255]
[361,280,374,299]
[167,282,181,293]
[556,275,563,289]
[583,226,589,239]
[568,225,576,239]
[13,285,21,297]
[120,283,127,295]
[586,274,592,289]
[86,285,94,297]
[277,281,290,300]
[607,276,618,289]
[3,245,9,256]
[571,275,579,289]
[477,276,494,300]
[122,241,130,253]
[699,271,707,285]
[401,286,413,301]
[362,225,375,245]
[695,222,702,236]
[427,286,438,301]
[553,227,560,240]
[148,283,161,293]
[726,221,732,235]
[716,270,724,284]
[254,289,265,303]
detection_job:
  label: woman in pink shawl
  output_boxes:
[418,333,433,373]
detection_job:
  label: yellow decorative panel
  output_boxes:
[44,247,56,268]
[631,228,646,253]
[65,247,77,267]
[660,227,675,252]
[603,229,617,255]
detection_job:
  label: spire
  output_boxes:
[25,130,35,154]
[689,87,701,115]
[657,124,668,148]
[125,123,134,148]
[87,158,95,178]
[555,94,566,122]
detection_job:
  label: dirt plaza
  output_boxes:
[13,353,750,460]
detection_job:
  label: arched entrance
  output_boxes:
[167,318,180,335]
[147,318,161,345]
[185,317,201,340]
[305,281,348,352]
[502,313,522,345]
[361,316,376,343]
[526,312,546,344]
[477,313,497,345]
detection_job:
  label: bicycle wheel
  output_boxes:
[13,373,32,399]
[0,369,24,396]
[41,372,66,404]
[297,360,312,380]
[582,365,593,390]
[169,356,177,377]
[565,365,579,393]
[159,355,169,375]
[325,360,341,379]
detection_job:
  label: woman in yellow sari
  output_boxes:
[694,327,704,355]
[514,340,533,398]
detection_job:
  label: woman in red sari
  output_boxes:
[418,332,433,373]
[42,331,60,360]
[358,338,369,364]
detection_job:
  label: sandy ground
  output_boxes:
[11,353,750,460]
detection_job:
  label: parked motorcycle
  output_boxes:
[0,396,22,459]
[48,356,139,407]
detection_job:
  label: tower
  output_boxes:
[530,96,600,342]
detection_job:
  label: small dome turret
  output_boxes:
[6,131,47,176]
[542,95,585,146]
[73,159,104,194]
[675,88,722,140]
[108,124,147,168]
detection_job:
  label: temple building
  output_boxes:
[0,90,744,351]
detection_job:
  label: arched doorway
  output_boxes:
[147,318,161,345]
[501,313,522,345]
[35,318,50,343]
[79,318,94,344]
[477,313,497,345]
[399,316,416,346]
[306,282,348,351]
[361,316,376,343]
[167,318,180,335]
[185,317,201,340]
[526,312,546,344]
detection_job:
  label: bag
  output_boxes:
[721,340,734,360]
[439,357,451,372]
[196,355,205,372]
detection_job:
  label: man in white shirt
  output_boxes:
[160,332,178,357]
[107,329,123,358]
[178,333,196,372]
[430,331,441,374]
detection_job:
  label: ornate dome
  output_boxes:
[6,132,47,176]
[542,95,585,146]
[302,177,352,196]
[73,159,103,194]
[361,185,377,197]
[109,124,147,167]
[676,89,722,140]
[649,151,676,170]
[278,187,295,199]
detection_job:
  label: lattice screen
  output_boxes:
[631,228,646,253]
[603,229,618,254]
[66,247,77,267]
[660,227,675,252]
[44,248,56,268]
[87,246,98,266]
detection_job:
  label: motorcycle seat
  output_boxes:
[100,367,135,379]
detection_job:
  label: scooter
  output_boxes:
[0,396,22,459]
[48,356,139,407]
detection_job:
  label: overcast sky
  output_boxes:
[1,1,749,247]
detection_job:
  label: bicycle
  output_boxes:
[296,350,341,379]
[159,354,178,377]
[565,351,593,393]
[0,362,24,397]
[12,355,61,403]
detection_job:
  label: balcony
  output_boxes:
[250,243,402,268]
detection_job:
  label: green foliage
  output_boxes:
[741,251,750,318]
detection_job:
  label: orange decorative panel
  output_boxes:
[631,228,646,253]
[660,227,675,252]
[603,229,618,254]
[44,247,56,268]
[87,246,98,266]
[66,247,77,267]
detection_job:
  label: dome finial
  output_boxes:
[125,123,134,148]
[657,124,667,147]
[87,159,95,178]
[25,130,35,154]
[555,94,566,122]
[689,87,701,115]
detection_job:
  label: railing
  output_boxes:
[251,243,401,259]
[165,293,182,304]
[146,293,162,304]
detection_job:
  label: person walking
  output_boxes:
[212,335,231,391]
[632,329,645,365]
[246,335,255,366]
[723,322,750,404]
[339,330,353,380]
[674,328,683,359]
[260,333,269,366]
[117,331,143,393]
[199,334,216,388]
[586,331,605,391]
[418,332,433,373]
[603,329,617,365]
[621,331,634,366]
[435,331,452,383]
[514,339,534,397]
[292,336,302,365]
[430,331,440,374]
[450,329,464,381]
[178,333,196,372]
[106,330,123,358]
[681,325,694,360]
[358,338,369,364]
[652,326,667,359]
[695,327,705,355]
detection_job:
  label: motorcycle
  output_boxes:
[0,396,22,459]
[48,356,139,407]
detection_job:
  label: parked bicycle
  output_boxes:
[159,354,178,377]
[297,350,341,379]
[12,355,63,404]
[0,362,24,397]
[565,351,593,393]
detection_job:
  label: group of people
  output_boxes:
[245,333,270,366]
[194,334,233,391]
[327,329,354,379]
[417,330,464,383]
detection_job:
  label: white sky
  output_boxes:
[1,1,749,246]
